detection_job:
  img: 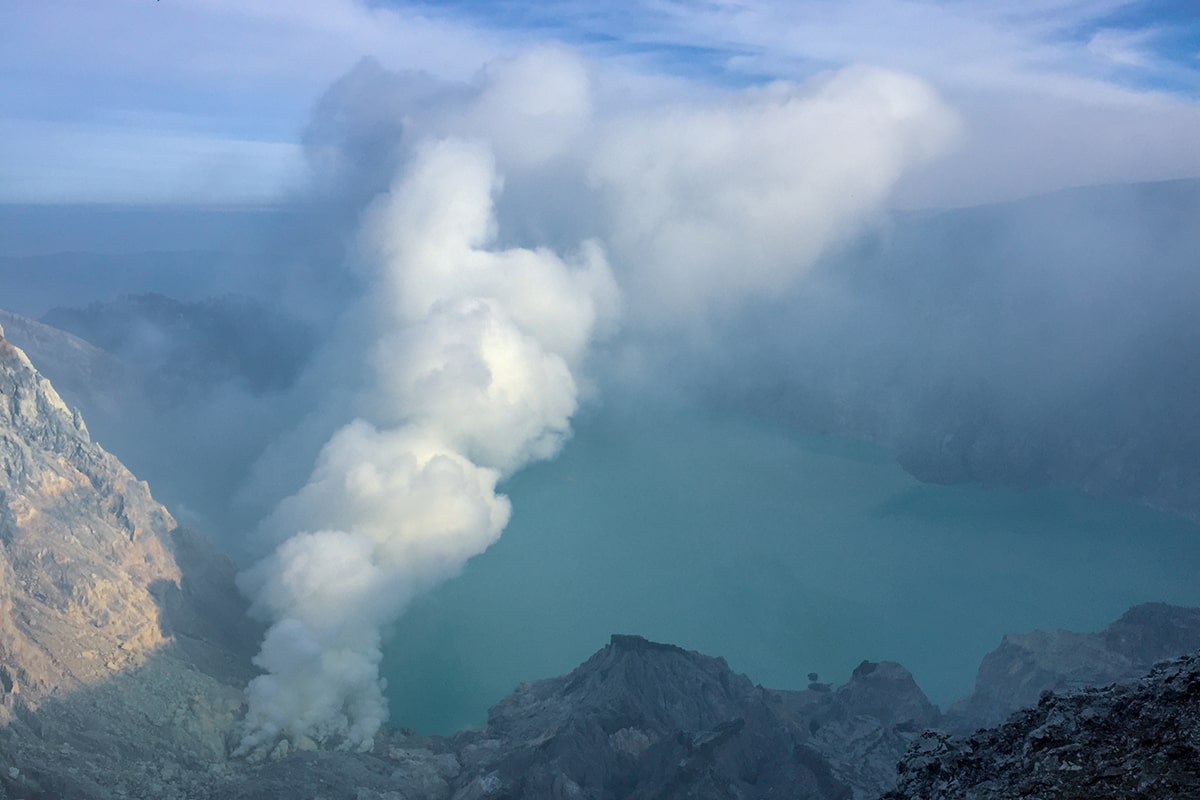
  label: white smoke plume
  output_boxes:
[235,138,618,752]
[234,46,956,753]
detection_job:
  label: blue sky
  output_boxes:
[1,0,1197,206]
[412,0,1200,90]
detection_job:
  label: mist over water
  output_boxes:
[383,403,1200,734]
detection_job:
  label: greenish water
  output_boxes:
[382,407,1200,734]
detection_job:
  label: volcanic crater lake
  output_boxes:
[382,405,1200,734]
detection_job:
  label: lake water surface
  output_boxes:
[382,406,1200,734]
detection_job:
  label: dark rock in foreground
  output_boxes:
[886,652,1200,800]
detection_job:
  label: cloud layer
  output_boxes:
[4,0,1198,205]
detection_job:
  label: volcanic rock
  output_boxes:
[447,633,855,800]
[885,651,1200,800]
[946,603,1200,733]
[0,320,260,797]
[781,659,941,798]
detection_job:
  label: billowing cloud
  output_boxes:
[590,66,958,322]
[232,44,957,754]
[6,0,1198,205]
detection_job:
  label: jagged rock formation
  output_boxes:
[0,320,260,798]
[783,660,940,798]
[1,321,174,700]
[436,636,936,800]
[885,652,1200,800]
[946,603,1200,733]
[0,300,318,542]
[448,634,849,800]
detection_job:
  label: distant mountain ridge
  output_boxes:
[947,603,1200,733]
[41,293,314,398]
[0,308,135,419]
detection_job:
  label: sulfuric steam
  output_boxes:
[235,139,618,752]
[234,46,956,754]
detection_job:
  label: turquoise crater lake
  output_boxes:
[382,405,1200,734]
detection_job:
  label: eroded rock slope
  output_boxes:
[0,321,259,798]
[886,653,1200,800]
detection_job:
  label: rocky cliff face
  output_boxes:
[0,321,176,702]
[0,302,316,542]
[947,603,1200,733]
[787,660,940,799]
[885,652,1200,800]
[0,320,259,798]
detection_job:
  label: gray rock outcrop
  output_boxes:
[450,634,852,800]
[441,637,941,800]
[947,603,1200,733]
[885,652,1200,800]
[786,660,940,798]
